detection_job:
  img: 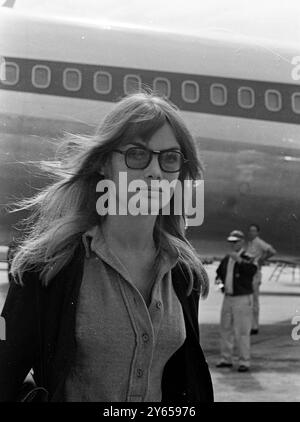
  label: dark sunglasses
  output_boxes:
[113,147,188,173]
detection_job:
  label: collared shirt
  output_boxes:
[224,257,235,295]
[246,237,273,267]
[224,249,243,295]
[64,225,186,402]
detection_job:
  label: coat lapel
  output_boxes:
[171,264,200,341]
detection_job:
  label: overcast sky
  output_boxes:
[2,0,300,45]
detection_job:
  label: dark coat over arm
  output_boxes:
[0,246,213,402]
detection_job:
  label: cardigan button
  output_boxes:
[136,368,144,378]
[142,333,149,343]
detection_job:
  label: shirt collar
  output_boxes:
[82,225,179,279]
[228,248,244,261]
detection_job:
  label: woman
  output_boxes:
[0,92,213,402]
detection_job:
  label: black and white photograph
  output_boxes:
[0,0,299,407]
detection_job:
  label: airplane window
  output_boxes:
[182,80,199,103]
[32,65,51,89]
[63,68,82,91]
[94,71,112,94]
[265,90,282,112]
[153,77,171,98]
[210,83,227,106]
[238,87,255,109]
[1,61,19,85]
[291,92,300,114]
[124,74,142,95]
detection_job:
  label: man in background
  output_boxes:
[247,224,276,335]
[215,230,257,372]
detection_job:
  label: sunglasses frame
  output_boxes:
[113,147,188,173]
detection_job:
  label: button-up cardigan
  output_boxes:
[0,244,214,402]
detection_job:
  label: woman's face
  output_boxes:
[104,122,182,215]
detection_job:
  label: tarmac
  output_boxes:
[200,262,300,402]
[0,256,299,402]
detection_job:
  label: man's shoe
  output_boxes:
[238,365,249,372]
[250,329,259,335]
[216,362,233,368]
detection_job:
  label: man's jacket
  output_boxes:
[216,251,257,296]
[0,244,214,402]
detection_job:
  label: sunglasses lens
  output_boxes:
[160,151,182,172]
[126,148,150,168]
[125,148,184,172]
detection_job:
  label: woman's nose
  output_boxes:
[144,153,162,178]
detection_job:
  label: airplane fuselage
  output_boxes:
[0,9,299,259]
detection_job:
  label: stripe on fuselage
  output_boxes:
[1,56,300,125]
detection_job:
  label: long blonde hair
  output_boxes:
[11,92,209,297]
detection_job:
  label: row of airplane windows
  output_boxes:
[1,61,300,114]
